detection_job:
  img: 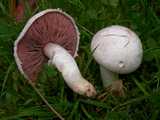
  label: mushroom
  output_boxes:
[14,9,96,97]
[91,25,143,96]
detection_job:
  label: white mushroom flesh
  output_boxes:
[44,43,96,97]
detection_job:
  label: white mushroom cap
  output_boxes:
[91,25,143,74]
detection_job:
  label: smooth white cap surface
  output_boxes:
[91,25,143,74]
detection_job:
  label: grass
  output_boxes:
[0,0,160,119]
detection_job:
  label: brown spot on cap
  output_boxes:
[14,9,79,82]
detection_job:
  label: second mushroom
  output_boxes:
[14,9,96,97]
[91,25,143,96]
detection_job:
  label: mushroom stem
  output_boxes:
[100,66,124,96]
[100,66,118,87]
[44,43,96,97]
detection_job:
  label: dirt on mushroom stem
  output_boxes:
[106,80,125,96]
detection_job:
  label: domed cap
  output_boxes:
[91,25,143,74]
[14,9,80,82]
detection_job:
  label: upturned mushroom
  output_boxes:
[91,25,143,96]
[14,9,96,97]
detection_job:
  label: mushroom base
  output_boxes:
[100,66,124,96]
[106,80,124,96]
